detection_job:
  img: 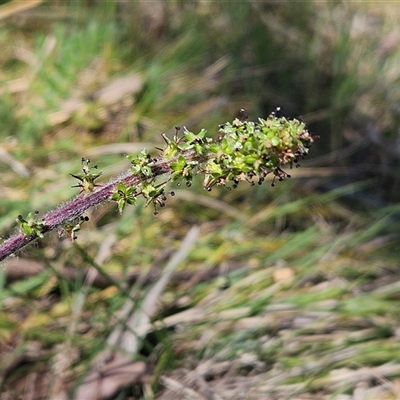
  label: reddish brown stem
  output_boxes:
[0,159,173,262]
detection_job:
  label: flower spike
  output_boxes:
[0,109,317,262]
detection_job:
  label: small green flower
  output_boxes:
[158,131,184,160]
[70,158,103,194]
[59,215,89,241]
[129,149,154,178]
[140,181,168,215]
[170,127,210,156]
[110,182,138,214]
[170,155,195,184]
[16,211,45,238]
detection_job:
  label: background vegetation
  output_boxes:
[1,1,400,399]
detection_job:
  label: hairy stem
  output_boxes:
[0,159,172,262]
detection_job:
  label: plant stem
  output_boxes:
[0,159,172,262]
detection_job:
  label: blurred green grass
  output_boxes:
[1,1,400,399]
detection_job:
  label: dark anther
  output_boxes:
[170,191,175,196]
[271,107,281,117]
[186,181,192,187]
[237,108,248,121]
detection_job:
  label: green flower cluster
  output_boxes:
[165,112,315,192]
[202,114,314,190]
[110,111,315,213]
